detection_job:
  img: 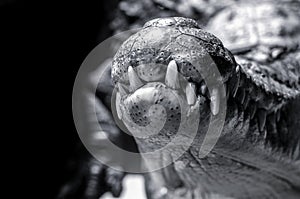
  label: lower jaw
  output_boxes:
[116,81,199,150]
[114,60,222,154]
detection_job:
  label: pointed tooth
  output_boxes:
[210,88,220,115]
[226,84,230,100]
[243,93,250,109]
[238,88,245,104]
[236,65,240,73]
[128,66,143,91]
[200,84,207,95]
[233,86,239,98]
[250,102,257,119]
[276,110,281,122]
[187,96,200,117]
[186,83,196,105]
[118,83,128,96]
[115,92,122,120]
[249,102,257,119]
[263,129,267,140]
[257,109,267,132]
[233,71,240,97]
[165,60,180,89]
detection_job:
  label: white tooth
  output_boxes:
[118,83,128,96]
[128,66,143,91]
[233,70,240,97]
[165,60,180,89]
[236,65,240,73]
[186,83,196,105]
[200,84,207,95]
[115,92,122,120]
[210,88,220,115]
[226,84,230,100]
[187,96,200,117]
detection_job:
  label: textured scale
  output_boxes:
[236,52,300,99]
[207,1,300,100]
[112,14,300,199]
[57,2,300,199]
[112,17,235,86]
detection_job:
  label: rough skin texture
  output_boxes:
[112,17,235,86]
[112,16,300,199]
[58,1,300,199]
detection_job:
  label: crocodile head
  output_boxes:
[111,17,236,152]
[110,16,300,198]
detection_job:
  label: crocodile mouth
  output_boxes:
[113,60,220,144]
[110,17,234,150]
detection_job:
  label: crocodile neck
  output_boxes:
[152,82,300,198]
[143,48,300,198]
[223,46,300,156]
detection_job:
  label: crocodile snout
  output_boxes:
[111,17,235,148]
[115,60,198,141]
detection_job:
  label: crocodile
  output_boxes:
[111,14,300,199]
[60,1,300,199]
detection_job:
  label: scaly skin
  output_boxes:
[112,17,300,199]
[57,2,300,199]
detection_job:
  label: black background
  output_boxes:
[1,0,118,198]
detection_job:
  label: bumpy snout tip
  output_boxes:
[114,60,203,140]
[110,17,233,140]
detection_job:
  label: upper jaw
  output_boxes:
[115,60,221,122]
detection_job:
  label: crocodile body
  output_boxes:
[112,14,300,199]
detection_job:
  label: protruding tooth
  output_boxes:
[293,142,300,160]
[236,65,240,73]
[233,72,240,97]
[257,109,267,132]
[225,84,230,100]
[250,104,257,119]
[238,88,246,104]
[276,110,281,122]
[128,66,143,91]
[200,84,207,95]
[243,93,250,109]
[187,96,200,117]
[186,83,196,105]
[165,60,180,89]
[115,92,122,120]
[118,83,128,96]
[263,129,267,140]
[210,88,220,115]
